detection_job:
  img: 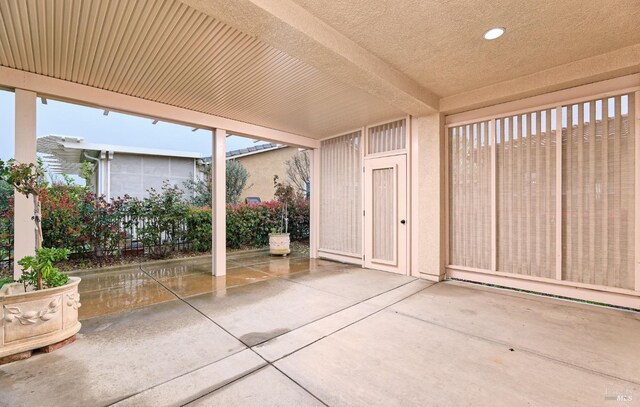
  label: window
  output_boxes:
[562,95,634,289]
[367,119,406,155]
[448,92,636,290]
[496,109,557,279]
[449,121,492,270]
[320,131,362,255]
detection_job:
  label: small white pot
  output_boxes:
[0,277,81,359]
[269,233,291,256]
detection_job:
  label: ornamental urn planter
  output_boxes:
[0,277,81,359]
[269,233,291,256]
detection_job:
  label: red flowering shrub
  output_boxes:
[79,192,130,260]
[40,184,85,252]
[3,178,310,266]
[225,199,309,248]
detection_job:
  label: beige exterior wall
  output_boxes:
[412,114,446,281]
[233,146,300,203]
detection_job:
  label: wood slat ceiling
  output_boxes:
[0,0,402,139]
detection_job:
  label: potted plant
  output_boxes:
[269,176,292,256]
[0,160,81,362]
[269,205,290,256]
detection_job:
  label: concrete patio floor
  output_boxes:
[0,251,638,406]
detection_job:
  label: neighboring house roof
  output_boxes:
[225,143,285,159]
[37,134,204,175]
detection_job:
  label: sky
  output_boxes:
[0,90,268,162]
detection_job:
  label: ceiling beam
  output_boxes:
[180,0,439,116]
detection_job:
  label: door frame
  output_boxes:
[363,153,408,274]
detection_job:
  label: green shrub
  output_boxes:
[0,199,12,266]
[18,247,70,290]
[2,168,311,267]
[0,180,13,265]
[127,182,189,258]
[41,183,86,252]
[225,200,309,249]
[0,276,13,289]
[167,201,310,251]
[186,207,212,252]
[79,192,129,260]
[288,199,310,240]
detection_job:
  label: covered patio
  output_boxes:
[1,0,640,405]
[1,257,638,405]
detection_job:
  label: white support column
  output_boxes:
[13,89,37,278]
[309,148,320,258]
[212,129,226,276]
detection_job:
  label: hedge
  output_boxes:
[2,183,310,265]
[194,199,310,250]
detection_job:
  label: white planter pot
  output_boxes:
[269,233,291,256]
[0,277,81,358]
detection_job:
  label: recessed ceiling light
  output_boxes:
[484,27,505,40]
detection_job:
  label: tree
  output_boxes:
[226,159,250,204]
[183,176,210,208]
[0,159,47,288]
[285,150,310,196]
[184,159,251,206]
[0,178,12,212]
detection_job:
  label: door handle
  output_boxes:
[400,219,406,225]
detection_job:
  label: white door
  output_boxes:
[364,154,407,274]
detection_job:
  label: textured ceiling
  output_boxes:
[291,0,640,97]
[0,0,402,139]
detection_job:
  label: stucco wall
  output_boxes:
[412,113,446,280]
[108,153,196,199]
[234,146,300,203]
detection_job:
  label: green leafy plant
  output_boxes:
[128,182,189,258]
[183,177,211,208]
[41,183,87,253]
[273,175,299,206]
[17,248,70,290]
[185,207,212,252]
[225,200,308,248]
[0,189,12,272]
[0,159,49,289]
[79,192,129,262]
[0,276,13,289]
[79,161,95,187]
[0,159,46,248]
[226,160,251,204]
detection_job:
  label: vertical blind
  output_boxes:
[368,119,406,155]
[372,167,395,262]
[449,121,492,270]
[497,110,557,278]
[562,95,634,289]
[449,92,636,290]
[320,131,362,255]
